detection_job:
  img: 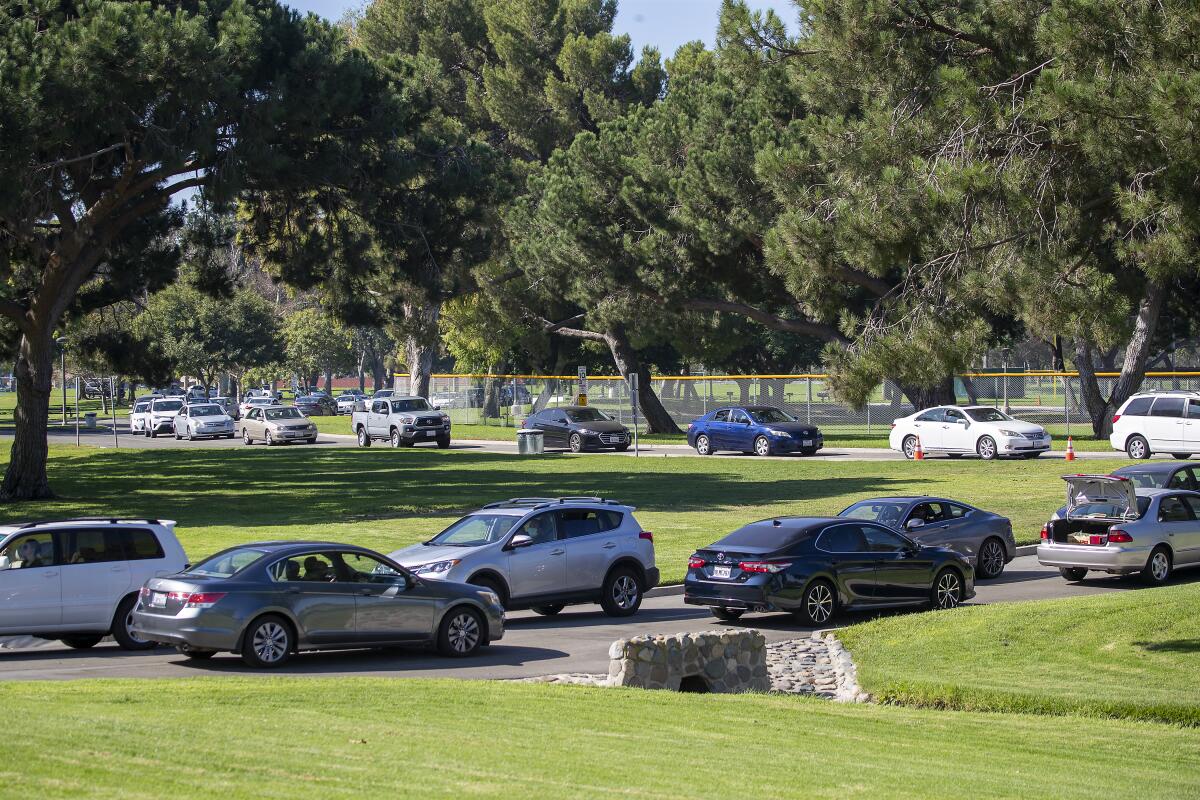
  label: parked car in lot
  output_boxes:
[240,405,317,445]
[1109,391,1200,459]
[336,390,367,414]
[838,497,1015,578]
[1038,474,1200,585]
[890,405,1051,460]
[1112,461,1200,490]
[522,406,630,452]
[352,396,451,448]
[244,387,282,403]
[132,542,504,666]
[172,402,236,441]
[687,406,823,457]
[372,389,396,401]
[0,518,187,650]
[129,399,152,434]
[429,391,461,410]
[209,396,239,420]
[388,497,658,616]
[684,517,975,624]
[145,397,185,437]
[294,394,337,416]
[238,395,275,418]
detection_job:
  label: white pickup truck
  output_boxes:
[351,395,452,448]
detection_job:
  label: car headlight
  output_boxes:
[478,590,502,607]
[766,428,789,436]
[578,428,596,435]
[413,559,460,575]
[400,415,415,424]
[998,429,1021,437]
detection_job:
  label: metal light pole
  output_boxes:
[56,336,68,425]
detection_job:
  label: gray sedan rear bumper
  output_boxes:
[1037,543,1152,573]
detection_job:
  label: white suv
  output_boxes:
[1110,392,1200,459]
[0,519,188,650]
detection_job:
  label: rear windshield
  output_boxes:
[565,408,607,422]
[1119,472,1168,489]
[1072,498,1150,519]
[187,548,268,578]
[710,523,812,551]
[391,399,431,412]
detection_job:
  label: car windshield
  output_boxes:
[1070,498,1149,519]
[152,400,182,412]
[966,408,1013,422]
[840,500,909,526]
[266,408,303,421]
[391,399,431,412]
[134,403,150,412]
[427,514,521,547]
[187,547,268,578]
[565,407,607,422]
[189,405,222,416]
[747,408,794,424]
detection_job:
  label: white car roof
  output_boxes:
[0,518,177,538]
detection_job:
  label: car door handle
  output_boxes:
[602,543,617,549]
[285,587,300,594]
[42,571,58,578]
[550,549,565,556]
[110,566,125,572]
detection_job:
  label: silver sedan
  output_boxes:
[172,402,235,440]
[132,542,504,666]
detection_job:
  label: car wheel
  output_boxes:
[946,453,963,459]
[468,576,508,609]
[600,567,643,617]
[753,435,771,457]
[149,429,157,438]
[174,428,181,440]
[1141,546,1172,586]
[901,435,918,459]
[1126,435,1150,460]
[225,433,235,439]
[357,427,371,447]
[532,604,565,616]
[437,606,485,657]
[436,437,451,449]
[391,428,401,448]
[240,615,293,668]
[695,434,712,456]
[793,579,835,626]
[931,569,964,609]
[976,538,1007,579]
[569,432,583,453]
[305,437,317,444]
[242,429,252,445]
[710,607,744,622]
[1059,567,1088,582]
[976,436,998,460]
[177,644,216,660]
[61,635,103,649]
[1021,452,1042,459]
[111,595,156,651]
[1172,453,1192,460]
[265,431,274,446]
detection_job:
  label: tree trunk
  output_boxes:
[2,332,56,500]
[403,300,441,398]
[896,377,957,411]
[482,364,502,419]
[604,327,681,435]
[324,369,333,393]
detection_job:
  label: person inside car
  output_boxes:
[303,556,332,582]
[16,539,45,568]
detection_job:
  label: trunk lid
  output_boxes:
[1062,475,1138,520]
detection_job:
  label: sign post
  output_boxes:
[577,366,588,406]
[629,372,639,457]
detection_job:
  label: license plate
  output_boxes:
[426,430,436,437]
[712,566,732,579]
[802,439,813,447]
[150,592,166,608]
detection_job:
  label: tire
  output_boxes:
[436,606,485,657]
[177,644,216,660]
[600,567,644,617]
[61,635,103,649]
[1141,546,1172,586]
[695,434,713,456]
[111,595,155,651]
[265,431,274,447]
[305,437,317,444]
[436,437,451,449]
[357,427,371,447]
[901,435,918,459]
[174,429,181,440]
[1172,453,1192,460]
[468,576,508,609]
[976,538,1007,579]
[149,429,158,438]
[946,453,963,459]
[1126,435,1150,460]
[753,435,771,457]
[976,436,998,461]
[391,428,401,448]
[710,607,744,622]
[569,433,583,453]
[240,615,293,668]
[532,604,565,616]
[931,569,964,610]
[144,428,151,438]
[1021,452,1042,459]
[225,433,235,439]
[1059,567,1088,582]
[793,579,836,626]
[242,429,252,445]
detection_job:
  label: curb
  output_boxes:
[646,584,684,598]
[1015,544,1038,556]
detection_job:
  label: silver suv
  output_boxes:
[388,497,658,617]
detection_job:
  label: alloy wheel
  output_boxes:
[754,436,770,457]
[1151,551,1170,582]
[1128,437,1149,460]
[902,436,917,459]
[806,583,833,624]
[124,610,149,645]
[977,437,997,460]
[446,612,480,654]
[252,622,289,664]
[612,575,639,610]
[980,541,1005,578]
[242,429,251,445]
[936,572,962,608]
[392,429,401,448]
[696,435,710,455]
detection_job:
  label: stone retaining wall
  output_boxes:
[606,630,770,693]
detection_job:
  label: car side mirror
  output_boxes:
[960,419,970,426]
[508,534,534,550]
[0,555,9,571]
[906,518,925,531]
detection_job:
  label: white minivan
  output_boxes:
[0,519,187,650]
[1110,392,1200,460]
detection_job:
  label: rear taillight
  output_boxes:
[738,560,791,574]
[889,422,896,429]
[1040,526,1050,541]
[168,591,227,608]
[1111,414,1121,424]
[1107,528,1133,543]
[687,556,706,569]
[639,531,653,542]
[139,586,152,599]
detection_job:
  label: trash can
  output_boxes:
[84,412,97,429]
[516,428,544,455]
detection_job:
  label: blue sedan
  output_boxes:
[687,406,823,456]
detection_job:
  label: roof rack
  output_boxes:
[13,517,163,530]
[482,496,622,509]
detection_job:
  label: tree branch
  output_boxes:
[681,297,849,344]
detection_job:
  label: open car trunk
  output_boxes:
[1052,475,1140,545]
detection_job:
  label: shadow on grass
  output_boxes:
[175,642,570,675]
[1134,639,1200,654]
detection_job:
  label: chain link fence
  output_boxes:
[407,372,1200,436]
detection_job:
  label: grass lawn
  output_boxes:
[6,678,1199,799]
[838,581,1200,726]
[0,444,1135,583]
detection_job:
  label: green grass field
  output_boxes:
[0,444,1135,582]
[838,582,1200,725]
[5,678,1199,799]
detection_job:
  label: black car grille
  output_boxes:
[416,417,442,428]
[599,432,627,444]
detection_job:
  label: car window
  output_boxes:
[729,410,750,425]
[1167,470,1191,489]
[916,409,945,422]
[1158,496,1194,523]
[1181,496,1200,519]
[947,504,970,519]
[0,532,59,568]
[372,401,387,414]
[747,407,793,424]
[121,529,165,560]
[268,553,337,582]
[840,500,908,526]
[965,407,1011,422]
[552,411,569,423]
[134,402,150,413]
[337,552,405,584]
[713,409,730,422]
[862,525,912,553]
[816,524,868,553]
[1121,397,1154,416]
[428,514,521,546]
[1188,399,1200,419]
[557,509,622,538]
[59,528,126,565]
[188,547,268,578]
[1150,397,1185,418]
[944,409,966,423]
[514,513,558,545]
[565,407,607,422]
[909,502,947,524]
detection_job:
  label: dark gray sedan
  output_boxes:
[839,496,1016,578]
[131,542,505,667]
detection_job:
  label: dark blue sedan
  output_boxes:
[687,405,823,456]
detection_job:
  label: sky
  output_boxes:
[285,0,797,57]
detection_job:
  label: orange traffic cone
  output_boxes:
[914,436,925,460]
[1064,437,1076,461]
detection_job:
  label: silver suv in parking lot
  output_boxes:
[388,497,658,617]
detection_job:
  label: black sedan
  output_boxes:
[684,517,975,625]
[294,394,337,416]
[131,541,505,667]
[522,405,631,452]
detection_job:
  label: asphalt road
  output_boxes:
[1,554,1187,682]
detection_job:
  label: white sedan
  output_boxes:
[172,402,236,440]
[889,405,1051,460]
